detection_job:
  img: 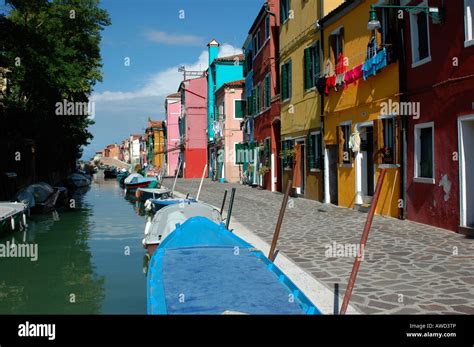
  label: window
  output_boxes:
[382,117,395,164]
[414,122,435,183]
[264,74,271,109]
[252,88,256,115]
[235,143,245,165]
[410,3,431,66]
[338,124,351,164]
[308,131,323,170]
[234,100,246,119]
[246,95,252,116]
[329,28,344,67]
[281,139,294,169]
[265,16,270,40]
[304,42,320,90]
[281,0,290,23]
[466,0,474,46]
[281,60,292,101]
[263,137,271,167]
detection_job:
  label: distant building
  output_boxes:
[165,93,182,176]
[130,134,141,167]
[145,119,166,171]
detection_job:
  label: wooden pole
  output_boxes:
[268,180,292,261]
[171,159,182,197]
[225,188,236,230]
[220,190,228,216]
[340,169,386,315]
[196,164,207,201]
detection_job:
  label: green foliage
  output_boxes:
[1,0,111,179]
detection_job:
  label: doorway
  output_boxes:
[295,139,306,196]
[327,145,339,205]
[459,115,474,228]
[359,125,375,204]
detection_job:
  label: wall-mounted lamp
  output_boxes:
[367,4,442,31]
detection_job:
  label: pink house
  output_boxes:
[165,93,181,176]
[178,76,208,178]
[214,80,245,183]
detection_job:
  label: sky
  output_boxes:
[83,0,264,159]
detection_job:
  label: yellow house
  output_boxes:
[320,0,401,217]
[279,0,343,200]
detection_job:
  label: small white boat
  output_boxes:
[0,202,28,233]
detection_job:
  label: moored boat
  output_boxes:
[135,187,171,203]
[143,201,221,255]
[15,182,60,214]
[103,167,118,179]
[147,216,319,315]
[124,173,157,193]
[143,197,197,214]
[0,202,28,234]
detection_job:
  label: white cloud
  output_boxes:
[145,30,205,46]
[91,43,241,103]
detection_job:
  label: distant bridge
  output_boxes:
[94,157,131,170]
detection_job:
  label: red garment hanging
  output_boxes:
[344,64,363,88]
[335,53,347,75]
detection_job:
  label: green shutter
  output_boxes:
[304,48,311,90]
[308,134,315,169]
[288,61,292,98]
[314,42,320,79]
[282,65,287,100]
[235,100,244,118]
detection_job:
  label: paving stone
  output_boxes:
[166,178,474,314]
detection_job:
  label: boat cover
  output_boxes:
[16,182,54,203]
[144,202,221,245]
[147,216,319,315]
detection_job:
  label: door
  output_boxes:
[460,118,474,227]
[360,126,374,203]
[295,140,306,195]
[328,145,339,205]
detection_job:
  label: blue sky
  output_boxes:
[84,0,264,159]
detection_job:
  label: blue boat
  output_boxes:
[147,216,320,315]
[144,197,197,214]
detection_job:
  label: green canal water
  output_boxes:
[0,177,148,314]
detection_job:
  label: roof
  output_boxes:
[319,0,360,26]
[215,79,245,95]
[248,5,267,35]
[166,92,181,99]
[147,119,164,129]
[213,54,245,63]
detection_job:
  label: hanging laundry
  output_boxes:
[335,52,347,75]
[335,73,345,90]
[344,64,363,88]
[362,48,387,80]
[366,36,377,60]
[315,76,327,96]
[325,75,336,94]
[349,130,361,153]
[324,59,334,76]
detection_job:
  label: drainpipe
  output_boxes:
[319,7,329,204]
[397,0,408,220]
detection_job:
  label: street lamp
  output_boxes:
[367,4,442,31]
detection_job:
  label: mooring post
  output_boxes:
[171,160,182,198]
[334,283,339,315]
[225,188,236,230]
[268,180,292,261]
[340,169,386,315]
[220,190,228,216]
[196,164,207,201]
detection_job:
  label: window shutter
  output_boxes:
[318,134,323,169]
[395,116,401,165]
[337,126,344,164]
[304,48,311,90]
[308,133,315,169]
[282,65,287,100]
[313,42,320,85]
[288,61,292,98]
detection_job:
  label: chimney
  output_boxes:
[207,39,220,67]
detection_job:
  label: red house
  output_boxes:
[178,76,208,178]
[403,0,474,234]
[247,0,281,192]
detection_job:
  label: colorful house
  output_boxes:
[178,76,208,179]
[320,0,401,217]
[279,0,341,199]
[145,120,166,171]
[402,0,474,233]
[165,92,182,177]
[247,0,282,192]
[214,80,245,183]
[130,134,141,167]
[206,39,244,180]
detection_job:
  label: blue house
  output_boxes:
[206,39,244,180]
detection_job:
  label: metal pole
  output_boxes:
[334,283,339,315]
[196,164,207,201]
[268,180,292,261]
[171,159,182,197]
[225,188,236,230]
[220,190,228,216]
[340,169,386,315]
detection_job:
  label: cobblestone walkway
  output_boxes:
[164,178,474,314]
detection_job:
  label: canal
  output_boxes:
[0,176,148,314]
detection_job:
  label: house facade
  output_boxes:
[165,92,182,177]
[206,39,244,180]
[214,80,245,183]
[248,0,282,192]
[145,119,166,171]
[179,76,208,179]
[279,0,340,200]
[403,0,474,233]
[321,0,402,217]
